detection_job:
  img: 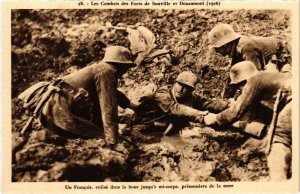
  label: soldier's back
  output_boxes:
[63,61,115,92]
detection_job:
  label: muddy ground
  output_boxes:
[11,9,291,181]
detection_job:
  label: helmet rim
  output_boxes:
[209,23,241,48]
[103,46,136,66]
[175,71,198,88]
[176,80,196,88]
[229,61,258,85]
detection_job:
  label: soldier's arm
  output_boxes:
[116,90,139,112]
[242,45,263,70]
[116,90,131,109]
[154,88,206,119]
[192,94,230,113]
[95,69,119,145]
[216,77,261,125]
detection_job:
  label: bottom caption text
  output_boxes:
[65,183,234,190]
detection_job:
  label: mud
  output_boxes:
[11,9,290,181]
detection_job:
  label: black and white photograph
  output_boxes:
[2,1,299,193]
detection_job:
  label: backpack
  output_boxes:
[18,81,50,111]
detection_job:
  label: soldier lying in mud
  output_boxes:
[203,61,292,181]
[128,71,230,136]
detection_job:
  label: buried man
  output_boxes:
[130,71,230,136]
[203,61,292,181]
[18,46,138,149]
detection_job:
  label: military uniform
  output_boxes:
[214,72,292,180]
[42,61,132,144]
[134,85,229,132]
[231,36,290,71]
[225,36,290,98]
[19,46,136,146]
[208,23,291,99]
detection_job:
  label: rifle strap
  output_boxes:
[266,88,283,154]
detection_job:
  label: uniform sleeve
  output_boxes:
[153,88,205,119]
[94,69,119,144]
[216,77,261,125]
[192,94,230,113]
[241,44,264,70]
[116,90,131,109]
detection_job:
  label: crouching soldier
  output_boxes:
[18,46,137,148]
[203,61,292,181]
[208,23,291,98]
[132,71,230,135]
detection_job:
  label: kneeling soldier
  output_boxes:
[203,61,292,181]
[19,46,137,148]
[208,23,291,99]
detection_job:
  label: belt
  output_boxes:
[56,79,89,101]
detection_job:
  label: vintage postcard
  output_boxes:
[1,0,299,193]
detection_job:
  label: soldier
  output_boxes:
[19,46,138,149]
[208,23,291,71]
[208,23,291,98]
[132,71,230,135]
[203,61,292,180]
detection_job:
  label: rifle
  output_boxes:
[265,88,282,155]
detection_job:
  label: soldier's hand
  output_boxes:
[194,111,209,123]
[204,113,218,126]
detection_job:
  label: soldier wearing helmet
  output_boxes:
[208,23,291,71]
[229,61,259,85]
[203,61,292,181]
[26,46,138,149]
[208,23,291,99]
[131,71,230,135]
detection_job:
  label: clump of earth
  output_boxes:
[11,9,290,181]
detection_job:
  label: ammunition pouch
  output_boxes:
[58,81,92,108]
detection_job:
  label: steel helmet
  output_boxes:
[208,23,241,48]
[176,71,198,88]
[103,46,136,66]
[230,61,259,85]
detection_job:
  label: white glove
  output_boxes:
[204,113,218,126]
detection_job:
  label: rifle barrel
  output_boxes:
[21,116,34,134]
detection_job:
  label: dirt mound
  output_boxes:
[13,130,132,181]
